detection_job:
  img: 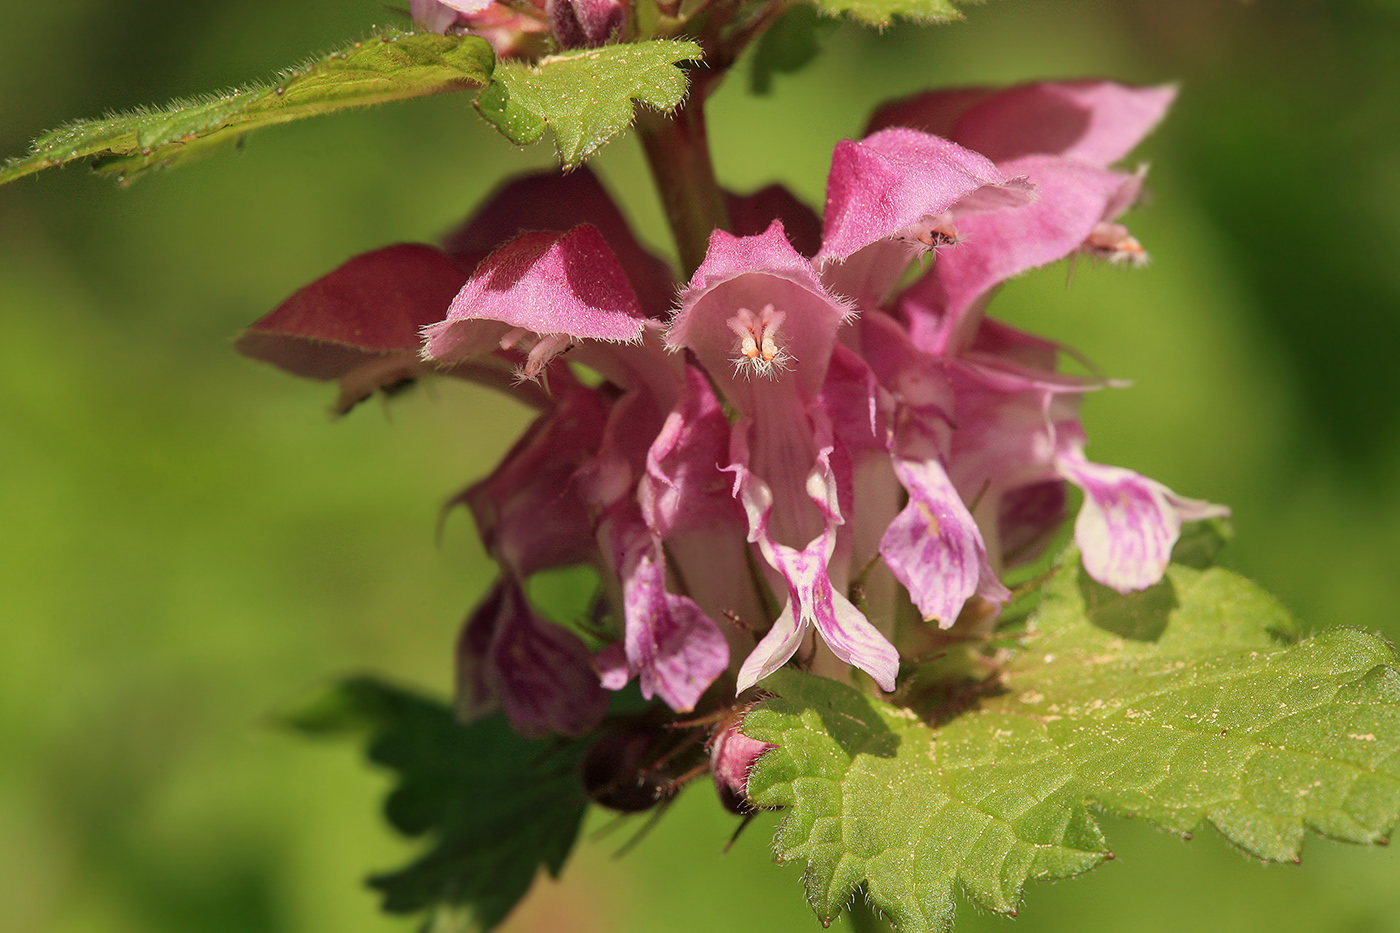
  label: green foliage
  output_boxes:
[803,0,967,29]
[750,6,841,95]
[746,557,1400,933]
[0,30,493,187]
[284,676,590,932]
[475,40,701,168]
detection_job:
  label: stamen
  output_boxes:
[1083,222,1149,267]
[726,304,793,380]
[498,326,530,351]
[521,333,574,381]
[896,212,961,254]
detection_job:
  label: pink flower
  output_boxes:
[413,0,548,60]
[239,81,1225,722]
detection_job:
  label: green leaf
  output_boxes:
[284,676,588,932]
[750,6,840,95]
[747,558,1400,932]
[803,0,966,29]
[0,29,493,186]
[746,670,1107,933]
[475,40,701,168]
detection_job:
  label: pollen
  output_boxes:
[726,304,792,379]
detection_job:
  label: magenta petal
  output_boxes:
[881,457,992,625]
[236,243,476,413]
[668,221,852,406]
[1057,443,1229,593]
[240,244,466,364]
[605,516,730,711]
[762,543,899,692]
[456,580,608,739]
[864,86,996,141]
[460,386,608,578]
[423,224,648,361]
[869,81,1177,168]
[899,156,1134,354]
[818,128,1034,264]
[443,167,675,313]
[725,184,824,257]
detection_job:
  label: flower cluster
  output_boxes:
[238,81,1225,758]
[411,0,624,55]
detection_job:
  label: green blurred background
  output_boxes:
[2,0,1399,930]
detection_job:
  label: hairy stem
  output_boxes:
[636,94,731,278]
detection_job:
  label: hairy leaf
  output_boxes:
[284,676,588,932]
[475,40,701,167]
[0,30,493,186]
[747,558,1400,932]
[803,0,965,29]
[746,670,1106,932]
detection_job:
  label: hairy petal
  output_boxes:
[455,580,608,738]
[233,244,542,413]
[1057,438,1230,593]
[817,128,1034,309]
[899,156,1136,355]
[423,224,648,363]
[444,167,675,314]
[598,512,730,711]
[867,80,1178,168]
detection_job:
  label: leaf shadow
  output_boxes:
[1077,566,1179,643]
[812,686,901,760]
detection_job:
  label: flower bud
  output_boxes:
[546,0,625,49]
[709,713,774,815]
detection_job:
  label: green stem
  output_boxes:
[635,91,730,279]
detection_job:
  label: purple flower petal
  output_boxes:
[817,128,1034,308]
[670,221,851,405]
[738,539,899,692]
[443,167,676,315]
[599,511,730,711]
[423,225,650,377]
[898,155,1139,355]
[1056,439,1229,593]
[858,311,1007,622]
[458,386,608,578]
[867,80,1178,168]
[455,580,608,738]
[235,244,499,413]
[881,457,999,625]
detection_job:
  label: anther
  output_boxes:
[726,304,792,379]
[1083,221,1149,267]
